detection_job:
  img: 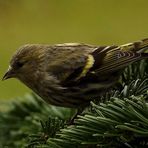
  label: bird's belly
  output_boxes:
[31,78,118,108]
[40,83,114,108]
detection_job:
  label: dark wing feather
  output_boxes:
[91,45,118,71]
[96,51,143,74]
[95,38,148,74]
[61,45,112,86]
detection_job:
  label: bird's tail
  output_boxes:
[96,38,148,74]
[120,38,148,53]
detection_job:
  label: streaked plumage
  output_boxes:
[3,38,148,108]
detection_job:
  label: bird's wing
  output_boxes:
[63,45,118,82]
[95,38,148,74]
[47,39,148,86]
[47,44,117,85]
[69,39,148,79]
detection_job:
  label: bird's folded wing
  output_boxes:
[96,38,148,74]
[48,39,148,85]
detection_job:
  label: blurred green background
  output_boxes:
[0,0,148,100]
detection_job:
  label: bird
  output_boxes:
[2,38,148,110]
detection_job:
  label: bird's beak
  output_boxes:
[2,66,14,81]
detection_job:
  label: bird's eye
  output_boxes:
[16,61,25,68]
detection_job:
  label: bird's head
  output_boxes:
[2,44,47,82]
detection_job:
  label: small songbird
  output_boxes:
[2,39,148,109]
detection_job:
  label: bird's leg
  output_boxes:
[71,108,84,124]
[66,105,88,125]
